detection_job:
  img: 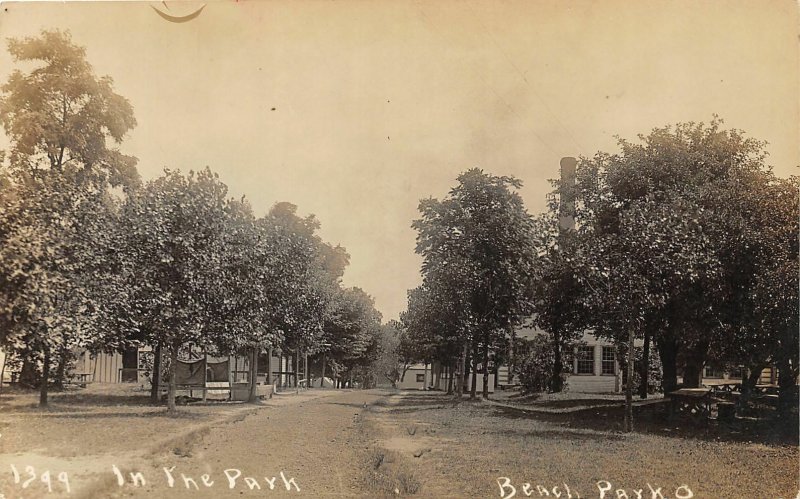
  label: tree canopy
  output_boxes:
[408,169,540,398]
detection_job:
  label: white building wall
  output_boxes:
[398,365,496,392]
[398,366,432,390]
[566,332,620,393]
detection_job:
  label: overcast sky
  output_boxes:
[0,0,797,321]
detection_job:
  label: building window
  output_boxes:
[601,346,615,375]
[416,374,425,382]
[575,346,595,375]
[704,365,723,378]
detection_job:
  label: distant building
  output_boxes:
[397,363,495,393]
[513,325,622,393]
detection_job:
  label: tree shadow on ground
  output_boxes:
[379,393,464,413]
[395,393,468,405]
[532,398,624,409]
[325,401,375,409]
[1,386,152,408]
[34,409,208,420]
[481,425,625,443]
[388,390,798,447]
[490,402,799,447]
[48,391,152,406]
[383,405,457,414]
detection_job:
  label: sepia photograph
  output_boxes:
[0,1,798,497]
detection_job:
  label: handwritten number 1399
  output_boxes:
[10,464,71,494]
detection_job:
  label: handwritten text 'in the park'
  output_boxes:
[3,464,300,495]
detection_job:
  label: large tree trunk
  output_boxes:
[682,339,708,388]
[482,331,490,399]
[294,349,300,393]
[550,330,564,393]
[400,364,409,382]
[39,348,51,407]
[167,341,179,412]
[423,362,428,390]
[508,323,516,384]
[0,351,6,394]
[469,343,478,399]
[777,357,798,418]
[657,336,678,393]
[623,327,634,432]
[446,363,453,394]
[320,354,327,388]
[247,347,259,403]
[150,341,162,404]
[267,348,273,386]
[639,330,651,399]
[54,346,68,390]
[457,342,468,398]
[434,362,441,390]
[737,364,763,414]
[278,353,283,388]
[304,352,309,390]
[19,355,38,388]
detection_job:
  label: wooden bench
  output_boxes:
[66,373,94,388]
[158,384,214,402]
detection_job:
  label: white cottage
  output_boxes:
[398,363,495,392]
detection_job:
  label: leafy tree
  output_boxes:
[257,202,349,391]
[344,322,401,389]
[529,208,587,393]
[395,324,422,384]
[119,168,230,412]
[0,179,121,405]
[400,286,442,370]
[400,281,471,393]
[411,169,539,399]
[0,29,138,406]
[203,198,284,401]
[260,204,337,380]
[570,118,792,427]
[745,177,798,414]
[0,29,138,188]
[371,322,403,388]
[324,287,382,387]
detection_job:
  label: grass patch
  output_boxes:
[364,448,422,496]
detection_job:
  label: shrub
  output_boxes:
[517,334,577,394]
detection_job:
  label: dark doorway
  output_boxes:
[121,348,138,382]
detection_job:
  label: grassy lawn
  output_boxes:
[363,390,799,498]
[0,384,250,457]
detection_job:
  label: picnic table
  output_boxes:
[667,388,718,423]
[703,380,740,392]
[703,381,741,402]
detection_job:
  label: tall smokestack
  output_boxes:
[559,157,577,231]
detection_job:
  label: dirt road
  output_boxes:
[99,389,387,498]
